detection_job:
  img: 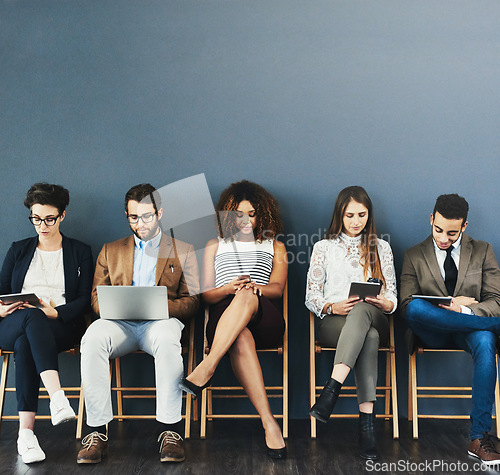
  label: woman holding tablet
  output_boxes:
[179,180,287,459]
[0,183,93,464]
[305,186,397,460]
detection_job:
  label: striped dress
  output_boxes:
[207,237,284,350]
[214,237,274,288]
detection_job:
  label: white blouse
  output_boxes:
[21,248,66,307]
[305,233,397,318]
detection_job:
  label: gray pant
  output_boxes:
[317,302,389,404]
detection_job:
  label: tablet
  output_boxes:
[411,295,452,306]
[348,281,382,300]
[0,292,41,307]
[97,286,169,320]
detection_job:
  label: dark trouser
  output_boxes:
[0,308,78,412]
[406,298,499,440]
[317,302,389,404]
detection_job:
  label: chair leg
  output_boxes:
[408,358,412,422]
[114,358,124,422]
[495,356,500,438]
[410,353,418,439]
[200,387,207,439]
[390,349,399,439]
[0,353,10,434]
[184,393,192,439]
[76,383,85,439]
[384,352,390,420]
[282,333,288,439]
[309,312,317,439]
[310,349,317,439]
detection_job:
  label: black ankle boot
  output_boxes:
[358,412,379,460]
[309,378,342,423]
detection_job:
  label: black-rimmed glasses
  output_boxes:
[29,215,60,226]
[126,212,156,224]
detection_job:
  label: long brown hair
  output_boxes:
[216,180,283,241]
[325,186,385,287]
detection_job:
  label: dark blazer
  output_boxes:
[0,235,93,333]
[400,233,500,318]
[91,233,199,324]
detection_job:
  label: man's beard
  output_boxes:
[132,225,159,242]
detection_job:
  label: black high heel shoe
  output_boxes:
[266,444,287,459]
[178,377,213,399]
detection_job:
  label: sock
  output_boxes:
[84,423,107,436]
[158,420,184,438]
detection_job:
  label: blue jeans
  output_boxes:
[406,299,500,440]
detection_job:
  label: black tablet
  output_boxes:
[411,295,452,306]
[348,281,382,300]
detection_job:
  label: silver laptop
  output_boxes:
[97,286,169,320]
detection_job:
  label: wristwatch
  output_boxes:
[325,304,332,315]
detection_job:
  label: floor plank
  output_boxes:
[1,418,500,474]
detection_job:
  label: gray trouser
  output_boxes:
[317,302,389,404]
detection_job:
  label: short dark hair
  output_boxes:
[433,194,469,223]
[124,183,161,214]
[24,183,70,214]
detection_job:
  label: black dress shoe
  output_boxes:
[266,444,287,459]
[178,377,212,399]
[309,378,342,423]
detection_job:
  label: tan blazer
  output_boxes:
[92,233,199,324]
[400,234,500,317]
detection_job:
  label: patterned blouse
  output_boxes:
[305,233,397,318]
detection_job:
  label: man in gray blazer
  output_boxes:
[400,193,500,466]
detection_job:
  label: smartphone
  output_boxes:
[238,274,251,280]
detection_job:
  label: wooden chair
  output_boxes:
[408,344,500,439]
[200,281,289,438]
[309,311,399,439]
[0,346,86,439]
[107,320,197,438]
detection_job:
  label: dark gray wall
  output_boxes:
[1,0,499,420]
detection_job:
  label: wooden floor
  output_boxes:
[1,418,500,474]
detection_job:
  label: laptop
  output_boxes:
[97,286,169,320]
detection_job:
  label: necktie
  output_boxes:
[444,246,458,296]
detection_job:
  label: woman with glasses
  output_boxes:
[0,183,93,464]
[179,180,287,459]
[305,186,397,461]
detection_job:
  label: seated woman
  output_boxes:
[179,180,287,458]
[306,186,397,461]
[0,183,93,464]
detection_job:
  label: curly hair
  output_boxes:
[216,180,283,241]
[24,183,70,214]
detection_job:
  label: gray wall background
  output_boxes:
[1,0,499,421]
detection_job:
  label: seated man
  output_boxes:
[401,193,500,466]
[77,183,199,464]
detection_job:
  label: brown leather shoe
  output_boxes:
[468,433,500,466]
[158,431,185,462]
[77,431,108,464]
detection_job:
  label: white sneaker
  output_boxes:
[17,429,46,464]
[49,389,76,426]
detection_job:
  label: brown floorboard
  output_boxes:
[1,418,500,474]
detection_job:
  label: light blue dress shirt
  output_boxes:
[132,230,162,287]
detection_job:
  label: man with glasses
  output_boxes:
[400,193,500,466]
[77,184,199,464]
